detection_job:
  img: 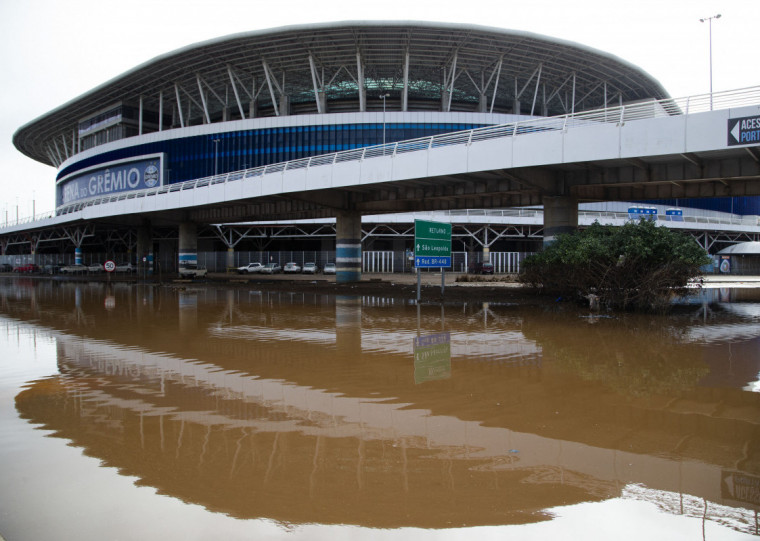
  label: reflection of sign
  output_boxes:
[728,115,760,146]
[57,155,163,206]
[104,260,116,273]
[414,219,451,268]
[413,332,451,384]
[722,471,760,506]
[104,296,116,311]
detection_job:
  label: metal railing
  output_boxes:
[6,86,760,230]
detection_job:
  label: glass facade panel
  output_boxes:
[57,123,487,186]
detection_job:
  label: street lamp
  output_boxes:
[699,13,721,110]
[213,138,221,176]
[379,93,390,148]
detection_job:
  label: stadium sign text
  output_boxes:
[57,155,163,206]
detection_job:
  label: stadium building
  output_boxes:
[6,21,760,279]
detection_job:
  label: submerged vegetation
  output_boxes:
[519,220,711,312]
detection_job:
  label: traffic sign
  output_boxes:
[414,219,451,268]
[728,115,760,146]
[104,260,116,272]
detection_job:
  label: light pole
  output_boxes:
[213,138,221,176]
[379,93,390,148]
[699,13,721,110]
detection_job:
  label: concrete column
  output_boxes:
[137,224,153,275]
[336,211,362,283]
[178,222,197,268]
[226,247,235,271]
[74,247,83,265]
[543,195,578,247]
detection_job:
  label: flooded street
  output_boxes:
[0,278,758,540]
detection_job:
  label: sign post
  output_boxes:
[104,260,115,284]
[414,220,452,301]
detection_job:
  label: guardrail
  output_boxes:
[5,85,760,230]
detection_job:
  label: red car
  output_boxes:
[13,264,40,273]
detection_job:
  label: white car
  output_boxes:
[237,262,263,274]
[115,262,134,272]
[88,262,104,272]
[60,264,87,274]
[283,262,301,273]
[260,263,281,274]
[178,265,208,278]
[302,262,319,274]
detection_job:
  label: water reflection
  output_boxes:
[1,279,759,535]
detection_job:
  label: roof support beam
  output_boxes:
[490,57,503,114]
[59,134,69,160]
[196,74,211,124]
[356,51,365,112]
[530,63,543,116]
[308,53,324,114]
[52,139,64,164]
[174,83,185,128]
[227,65,246,120]
[402,49,409,112]
[262,59,280,116]
[158,91,163,131]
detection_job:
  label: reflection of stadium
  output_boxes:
[4,282,759,531]
[5,22,759,278]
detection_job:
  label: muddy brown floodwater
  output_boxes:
[0,277,758,540]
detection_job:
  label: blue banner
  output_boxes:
[415,256,451,268]
[57,156,162,206]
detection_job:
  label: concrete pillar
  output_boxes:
[137,223,153,275]
[513,99,521,115]
[178,222,197,268]
[226,247,235,271]
[543,195,578,247]
[336,211,362,283]
[74,247,83,265]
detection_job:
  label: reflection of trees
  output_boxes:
[521,310,710,397]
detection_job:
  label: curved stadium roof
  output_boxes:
[14,20,669,167]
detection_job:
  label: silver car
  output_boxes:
[302,262,319,274]
[260,263,281,274]
[283,262,301,273]
[322,262,336,275]
[237,262,263,274]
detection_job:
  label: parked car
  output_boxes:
[322,262,336,275]
[178,265,208,278]
[302,262,319,274]
[260,263,281,274]
[283,262,301,273]
[0,263,13,272]
[469,261,494,275]
[59,263,87,274]
[115,262,134,272]
[237,262,263,274]
[42,264,61,275]
[88,262,104,273]
[13,263,40,273]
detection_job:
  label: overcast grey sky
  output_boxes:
[1,0,757,219]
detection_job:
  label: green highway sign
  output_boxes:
[414,219,452,268]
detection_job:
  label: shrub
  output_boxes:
[519,220,710,311]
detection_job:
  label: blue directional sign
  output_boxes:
[728,115,760,146]
[414,219,452,268]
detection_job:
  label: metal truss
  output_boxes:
[16,23,667,167]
